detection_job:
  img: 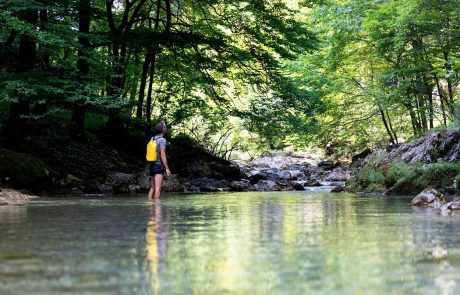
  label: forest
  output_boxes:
[1,0,459,159]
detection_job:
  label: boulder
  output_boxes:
[317,160,335,170]
[248,152,316,170]
[304,179,322,187]
[162,174,183,192]
[190,177,230,192]
[441,199,460,212]
[289,181,305,191]
[351,148,372,163]
[0,188,38,205]
[230,180,254,192]
[331,185,345,193]
[106,172,137,193]
[65,174,82,187]
[183,183,200,193]
[286,164,306,171]
[249,168,292,184]
[0,148,50,194]
[82,179,113,196]
[136,169,151,191]
[411,188,445,208]
[253,180,278,191]
[167,135,244,180]
[326,169,351,182]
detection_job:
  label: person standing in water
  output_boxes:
[148,122,171,201]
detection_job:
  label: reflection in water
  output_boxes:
[146,202,170,294]
[0,193,459,294]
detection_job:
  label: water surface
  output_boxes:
[1,192,459,294]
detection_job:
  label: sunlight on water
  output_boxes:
[1,192,460,294]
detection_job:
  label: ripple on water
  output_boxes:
[0,192,460,294]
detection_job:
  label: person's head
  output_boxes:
[153,121,167,135]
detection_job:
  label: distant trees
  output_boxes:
[292,0,460,154]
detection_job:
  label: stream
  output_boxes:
[1,192,459,294]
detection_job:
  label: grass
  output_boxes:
[349,161,460,195]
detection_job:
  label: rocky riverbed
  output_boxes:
[0,129,351,196]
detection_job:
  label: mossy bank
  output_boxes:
[347,129,460,195]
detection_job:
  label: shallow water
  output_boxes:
[1,192,460,295]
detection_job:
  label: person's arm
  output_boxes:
[160,146,171,176]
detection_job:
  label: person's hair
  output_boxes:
[152,121,167,135]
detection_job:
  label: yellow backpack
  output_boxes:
[146,138,157,162]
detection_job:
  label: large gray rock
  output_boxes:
[106,172,137,193]
[331,185,345,193]
[0,148,50,194]
[249,168,292,184]
[249,152,316,170]
[230,180,254,192]
[0,188,38,205]
[326,169,351,181]
[289,181,305,191]
[441,198,460,212]
[136,169,151,191]
[253,180,278,191]
[190,177,230,192]
[162,174,183,192]
[411,188,445,208]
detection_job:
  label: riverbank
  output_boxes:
[0,120,354,196]
[347,128,460,196]
[0,188,38,205]
[0,122,241,196]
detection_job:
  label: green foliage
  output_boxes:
[348,166,385,192]
[351,161,460,195]
[1,0,459,158]
[384,162,414,188]
[289,0,460,155]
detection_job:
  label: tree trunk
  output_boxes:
[386,110,398,144]
[136,51,153,118]
[443,51,455,117]
[146,51,157,122]
[8,8,38,136]
[71,0,91,136]
[380,108,395,145]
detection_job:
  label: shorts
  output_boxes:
[149,162,165,176]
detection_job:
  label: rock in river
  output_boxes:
[441,198,460,212]
[411,188,445,208]
[230,180,254,192]
[253,180,278,191]
[0,188,38,205]
[331,185,345,193]
[163,174,184,192]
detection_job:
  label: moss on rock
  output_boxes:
[0,148,50,193]
[349,160,460,195]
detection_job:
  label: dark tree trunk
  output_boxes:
[386,110,398,144]
[380,108,395,145]
[146,52,157,123]
[8,8,38,136]
[33,9,50,115]
[71,0,91,137]
[136,51,153,118]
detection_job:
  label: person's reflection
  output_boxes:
[146,202,170,293]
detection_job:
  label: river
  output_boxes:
[1,192,459,294]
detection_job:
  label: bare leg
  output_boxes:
[148,176,155,201]
[154,174,164,199]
